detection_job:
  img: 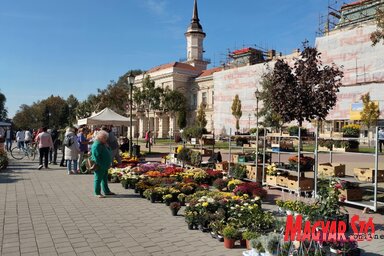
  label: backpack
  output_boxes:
[63,135,73,147]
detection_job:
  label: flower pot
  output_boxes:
[150,195,156,203]
[217,235,224,242]
[187,223,194,230]
[223,238,235,249]
[210,231,217,239]
[134,188,139,193]
[171,209,179,216]
[124,182,129,189]
[165,201,171,206]
[246,240,251,250]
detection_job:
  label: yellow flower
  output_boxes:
[202,202,209,207]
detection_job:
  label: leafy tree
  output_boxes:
[76,94,99,119]
[177,110,187,129]
[196,102,207,128]
[0,91,7,120]
[231,94,242,131]
[259,70,284,130]
[133,75,164,148]
[371,7,384,46]
[360,93,380,130]
[270,43,343,127]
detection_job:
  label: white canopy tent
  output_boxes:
[77,108,132,126]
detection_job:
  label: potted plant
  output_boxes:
[222,225,240,249]
[329,240,359,255]
[250,237,265,255]
[177,193,186,206]
[184,209,198,230]
[212,178,228,191]
[242,230,259,250]
[163,194,173,206]
[260,233,280,256]
[169,202,181,216]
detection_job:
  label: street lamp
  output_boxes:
[254,89,260,166]
[127,72,136,156]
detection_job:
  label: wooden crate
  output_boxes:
[215,162,234,171]
[246,165,263,181]
[276,176,289,187]
[353,168,384,183]
[199,138,215,145]
[287,177,314,191]
[318,163,346,177]
[266,175,277,186]
[231,154,245,163]
[340,188,363,201]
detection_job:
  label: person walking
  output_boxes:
[16,129,25,149]
[64,128,79,174]
[24,129,32,146]
[91,130,115,198]
[379,128,384,153]
[5,127,13,152]
[103,126,120,166]
[77,128,89,171]
[49,128,59,165]
[35,127,53,170]
[145,130,150,148]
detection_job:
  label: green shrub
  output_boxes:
[182,126,207,141]
[342,124,360,138]
[231,164,247,179]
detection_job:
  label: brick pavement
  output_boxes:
[0,159,242,256]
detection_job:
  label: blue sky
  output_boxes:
[0,0,340,117]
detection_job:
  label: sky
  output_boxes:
[0,0,342,118]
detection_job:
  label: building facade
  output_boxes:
[131,0,384,139]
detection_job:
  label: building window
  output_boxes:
[192,94,197,108]
[202,92,207,105]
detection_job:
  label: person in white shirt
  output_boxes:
[24,129,32,146]
[379,128,384,153]
[16,129,25,149]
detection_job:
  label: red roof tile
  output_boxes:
[198,67,223,78]
[342,0,372,9]
[147,62,198,73]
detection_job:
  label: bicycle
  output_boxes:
[10,143,38,160]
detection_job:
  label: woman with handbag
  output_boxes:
[91,130,115,198]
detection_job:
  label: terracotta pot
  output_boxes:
[246,239,251,250]
[223,238,235,249]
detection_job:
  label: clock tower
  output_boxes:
[184,0,210,71]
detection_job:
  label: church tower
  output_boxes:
[184,0,210,71]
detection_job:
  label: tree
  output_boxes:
[259,69,284,130]
[371,7,384,46]
[270,43,343,127]
[196,102,207,128]
[0,91,7,120]
[360,93,380,130]
[231,94,242,131]
[162,88,187,130]
[177,110,187,129]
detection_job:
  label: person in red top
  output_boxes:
[35,127,54,170]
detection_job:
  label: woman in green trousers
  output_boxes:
[91,130,115,198]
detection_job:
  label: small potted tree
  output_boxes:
[242,230,259,250]
[222,225,240,249]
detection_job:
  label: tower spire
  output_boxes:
[189,0,203,31]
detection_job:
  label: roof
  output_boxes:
[198,67,223,78]
[231,47,259,55]
[77,108,131,126]
[341,0,373,9]
[147,62,198,73]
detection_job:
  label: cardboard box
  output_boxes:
[276,176,289,187]
[199,138,215,145]
[231,154,245,163]
[215,162,234,171]
[287,177,314,191]
[353,168,384,183]
[318,163,346,177]
[340,188,363,201]
[246,165,263,181]
[266,175,277,186]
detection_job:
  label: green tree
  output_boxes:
[177,110,187,129]
[259,70,284,130]
[231,94,242,131]
[0,91,7,120]
[270,43,343,127]
[371,7,384,46]
[162,88,187,129]
[360,93,380,131]
[196,102,207,128]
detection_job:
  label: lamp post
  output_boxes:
[254,89,260,166]
[127,72,136,156]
